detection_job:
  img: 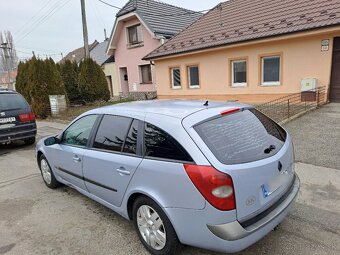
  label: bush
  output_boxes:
[78,58,110,103]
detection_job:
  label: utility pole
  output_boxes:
[80,0,90,58]
[0,42,12,88]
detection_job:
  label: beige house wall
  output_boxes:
[154,29,340,103]
[103,62,119,97]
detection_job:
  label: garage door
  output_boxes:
[330,37,340,102]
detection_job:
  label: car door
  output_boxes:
[52,114,98,191]
[82,115,143,207]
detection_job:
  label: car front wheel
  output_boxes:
[39,154,61,189]
[133,196,180,255]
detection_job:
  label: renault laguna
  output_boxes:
[36,100,299,254]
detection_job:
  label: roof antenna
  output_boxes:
[204,101,209,106]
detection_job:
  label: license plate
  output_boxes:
[0,117,16,124]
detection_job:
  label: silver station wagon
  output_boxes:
[36,100,300,254]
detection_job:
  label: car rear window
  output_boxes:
[194,109,287,165]
[0,93,29,111]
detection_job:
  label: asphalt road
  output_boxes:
[1,106,340,255]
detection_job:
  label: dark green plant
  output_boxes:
[60,60,80,103]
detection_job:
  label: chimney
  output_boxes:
[104,29,108,40]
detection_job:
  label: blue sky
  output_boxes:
[0,0,224,62]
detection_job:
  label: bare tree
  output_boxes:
[0,31,19,73]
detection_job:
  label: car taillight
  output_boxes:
[184,164,236,211]
[19,112,35,122]
[220,108,240,116]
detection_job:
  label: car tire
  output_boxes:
[24,137,36,145]
[133,196,180,255]
[39,154,61,189]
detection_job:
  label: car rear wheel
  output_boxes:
[39,155,60,189]
[24,137,36,145]
[133,196,180,255]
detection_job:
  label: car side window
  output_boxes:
[93,115,132,153]
[144,122,193,162]
[62,115,98,147]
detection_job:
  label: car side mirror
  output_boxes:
[44,136,60,146]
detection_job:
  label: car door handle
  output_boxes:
[116,168,130,176]
[73,155,81,162]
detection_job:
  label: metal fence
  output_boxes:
[256,86,327,123]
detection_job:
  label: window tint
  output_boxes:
[62,115,98,147]
[93,115,132,152]
[123,119,139,155]
[188,66,199,87]
[171,68,181,88]
[0,94,29,111]
[194,109,287,165]
[262,56,280,85]
[144,123,193,162]
[232,60,247,86]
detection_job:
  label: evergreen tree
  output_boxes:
[78,58,110,102]
[60,60,80,103]
[16,61,31,103]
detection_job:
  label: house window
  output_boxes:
[128,24,142,45]
[170,67,181,89]
[140,64,152,84]
[261,55,281,86]
[231,60,247,87]
[188,65,200,88]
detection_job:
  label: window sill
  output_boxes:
[260,83,281,87]
[171,86,182,90]
[231,83,247,88]
[140,82,153,85]
[127,42,144,49]
[189,85,200,89]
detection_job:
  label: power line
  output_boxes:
[16,0,72,43]
[97,0,121,10]
[16,46,61,54]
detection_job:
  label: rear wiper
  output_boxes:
[264,145,276,154]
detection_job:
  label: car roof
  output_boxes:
[0,89,17,94]
[90,99,252,119]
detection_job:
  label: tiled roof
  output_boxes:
[144,0,340,60]
[60,40,99,64]
[90,40,111,66]
[116,0,202,37]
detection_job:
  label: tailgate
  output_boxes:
[183,106,295,221]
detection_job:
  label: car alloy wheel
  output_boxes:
[136,205,166,250]
[40,158,52,185]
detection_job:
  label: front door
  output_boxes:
[330,37,340,102]
[83,115,142,207]
[52,114,98,191]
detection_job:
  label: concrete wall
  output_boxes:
[114,17,160,93]
[154,30,340,103]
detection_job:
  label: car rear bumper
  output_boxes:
[164,174,300,253]
[0,127,37,143]
[207,174,300,241]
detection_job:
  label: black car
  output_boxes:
[0,89,37,145]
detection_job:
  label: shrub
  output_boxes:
[60,60,80,103]
[78,58,110,103]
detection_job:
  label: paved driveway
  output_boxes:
[1,107,340,255]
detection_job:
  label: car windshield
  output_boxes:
[194,109,287,165]
[0,93,29,112]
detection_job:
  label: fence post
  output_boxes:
[316,89,320,107]
[287,99,290,119]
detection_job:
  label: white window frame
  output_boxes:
[231,60,247,87]
[188,65,200,89]
[170,67,181,89]
[261,56,281,86]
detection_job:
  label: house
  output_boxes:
[60,40,99,64]
[144,0,340,103]
[0,70,17,90]
[106,0,202,98]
